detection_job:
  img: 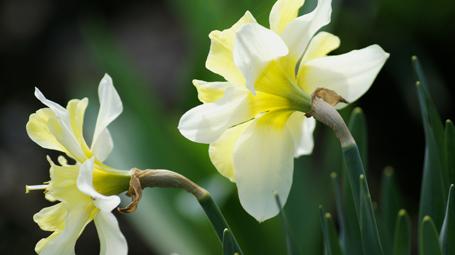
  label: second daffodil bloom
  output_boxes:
[26,74,129,254]
[178,0,389,221]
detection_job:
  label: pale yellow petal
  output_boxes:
[45,158,89,204]
[206,11,256,85]
[300,31,340,63]
[67,98,91,157]
[33,203,67,232]
[209,121,252,181]
[269,0,305,34]
[26,108,68,154]
[193,79,231,103]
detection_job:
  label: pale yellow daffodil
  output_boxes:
[26,74,129,254]
[179,0,389,221]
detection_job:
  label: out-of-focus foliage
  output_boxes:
[318,58,454,255]
[2,0,454,254]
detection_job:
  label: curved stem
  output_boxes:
[133,169,243,254]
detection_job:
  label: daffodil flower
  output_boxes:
[26,74,129,254]
[178,0,389,221]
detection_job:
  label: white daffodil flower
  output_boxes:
[179,0,389,221]
[26,74,129,255]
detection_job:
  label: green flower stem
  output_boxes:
[311,96,383,255]
[138,169,243,254]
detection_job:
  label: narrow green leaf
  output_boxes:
[444,120,455,187]
[330,172,362,255]
[223,229,239,255]
[419,216,443,255]
[440,184,455,255]
[413,56,447,228]
[348,107,368,166]
[275,194,300,255]
[380,167,402,254]
[359,174,384,255]
[393,209,411,255]
[199,195,243,255]
[319,208,343,255]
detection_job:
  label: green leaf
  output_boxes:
[199,195,243,254]
[330,172,362,255]
[380,167,402,254]
[223,229,239,255]
[348,107,368,166]
[275,194,300,255]
[413,56,447,229]
[359,174,384,255]
[419,216,443,255]
[444,120,455,187]
[319,207,343,255]
[393,209,411,255]
[440,184,455,255]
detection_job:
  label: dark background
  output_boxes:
[1,0,454,254]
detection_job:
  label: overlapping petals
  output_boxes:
[27,74,129,254]
[179,0,389,221]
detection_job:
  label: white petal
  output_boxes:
[281,0,332,59]
[39,207,92,255]
[178,87,253,144]
[299,44,389,104]
[233,112,295,222]
[34,88,86,161]
[94,211,128,255]
[91,74,123,160]
[77,158,121,212]
[233,23,289,93]
[91,129,114,162]
[287,112,316,157]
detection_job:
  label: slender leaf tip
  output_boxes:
[353,107,363,115]
[384,166,394,177]
[423,215,432,222]
[325,212,332,219]
[398,209,407,217]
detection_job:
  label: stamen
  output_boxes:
[25,184,48,194]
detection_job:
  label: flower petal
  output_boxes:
[298,44,389,104]
[193,79,231,103]
[234,23,289,93]
[233,111,295,221]
[26,108,69,154]
[281,0,332,59]
[94,211,128,255]
[46,157,87,203]
[206,11,257,85]
[36,206,94,255]
[32,88,86,161]
[178,87,253,143]
[269,0,305,34]
[77,158,121,212]
[209,121,252,182]
[67,99,91,156]
[300,31,340,63]
[287,112,316,157]
[34,203,67,232]
[91,129,113,162]
[91,74,123,161]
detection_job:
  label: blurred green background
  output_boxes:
[0,0,454,254]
